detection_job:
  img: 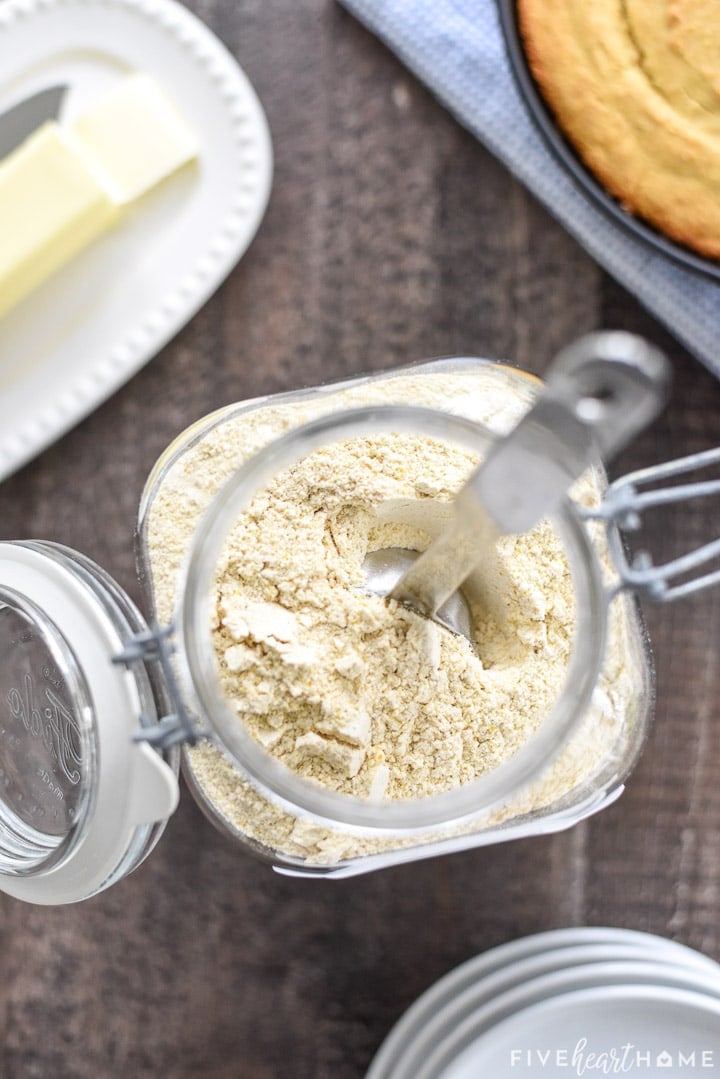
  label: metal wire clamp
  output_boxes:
[580,447,720,603]
[112,623,199,749]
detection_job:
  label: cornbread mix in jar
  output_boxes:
[1,334,718,904]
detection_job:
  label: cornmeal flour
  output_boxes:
[145,367,645,864]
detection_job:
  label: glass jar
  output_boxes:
[0,358,656,903]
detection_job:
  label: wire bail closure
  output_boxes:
[112,623,198,749]
[581,447,720,603]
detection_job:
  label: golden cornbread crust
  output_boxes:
[517,0,720,260]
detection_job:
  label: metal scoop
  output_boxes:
[362,332,670,641]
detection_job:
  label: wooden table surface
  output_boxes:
[2,2,720,1076]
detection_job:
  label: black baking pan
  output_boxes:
[496,0,720,282]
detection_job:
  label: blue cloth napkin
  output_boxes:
[338,0,720,376]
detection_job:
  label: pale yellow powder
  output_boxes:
[143,366,647,866]
[212,433,573,802]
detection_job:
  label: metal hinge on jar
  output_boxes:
[581,447,720,603]
[112,623,199,749]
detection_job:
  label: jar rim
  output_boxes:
[178,404,607,832]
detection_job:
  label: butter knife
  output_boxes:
[0,85,68,159]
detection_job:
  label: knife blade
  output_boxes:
[0,85,68,160]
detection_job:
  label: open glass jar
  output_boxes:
[0,358,663,903]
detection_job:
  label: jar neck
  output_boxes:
[176,405,607,833]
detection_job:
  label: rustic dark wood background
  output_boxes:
[2,1,720,1076]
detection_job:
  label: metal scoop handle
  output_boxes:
[390,332,670,619]
[471,331,670,534]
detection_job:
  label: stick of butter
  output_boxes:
[0,124,119,319]
[0,74,198,320]
[70,74,198,204]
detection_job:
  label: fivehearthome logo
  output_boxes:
[509,1040,716,1073]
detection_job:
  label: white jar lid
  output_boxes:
[440,984,720,1079]
[368,929,720,1079]
[0,541,179,905]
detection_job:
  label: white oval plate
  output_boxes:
[442,985,720,1079]
[0,0,272,480]
[366,929,719,1079]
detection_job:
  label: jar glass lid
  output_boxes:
[0,585,96,876]
[0,542,179,905]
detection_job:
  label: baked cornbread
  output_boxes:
[517,0,720,259]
